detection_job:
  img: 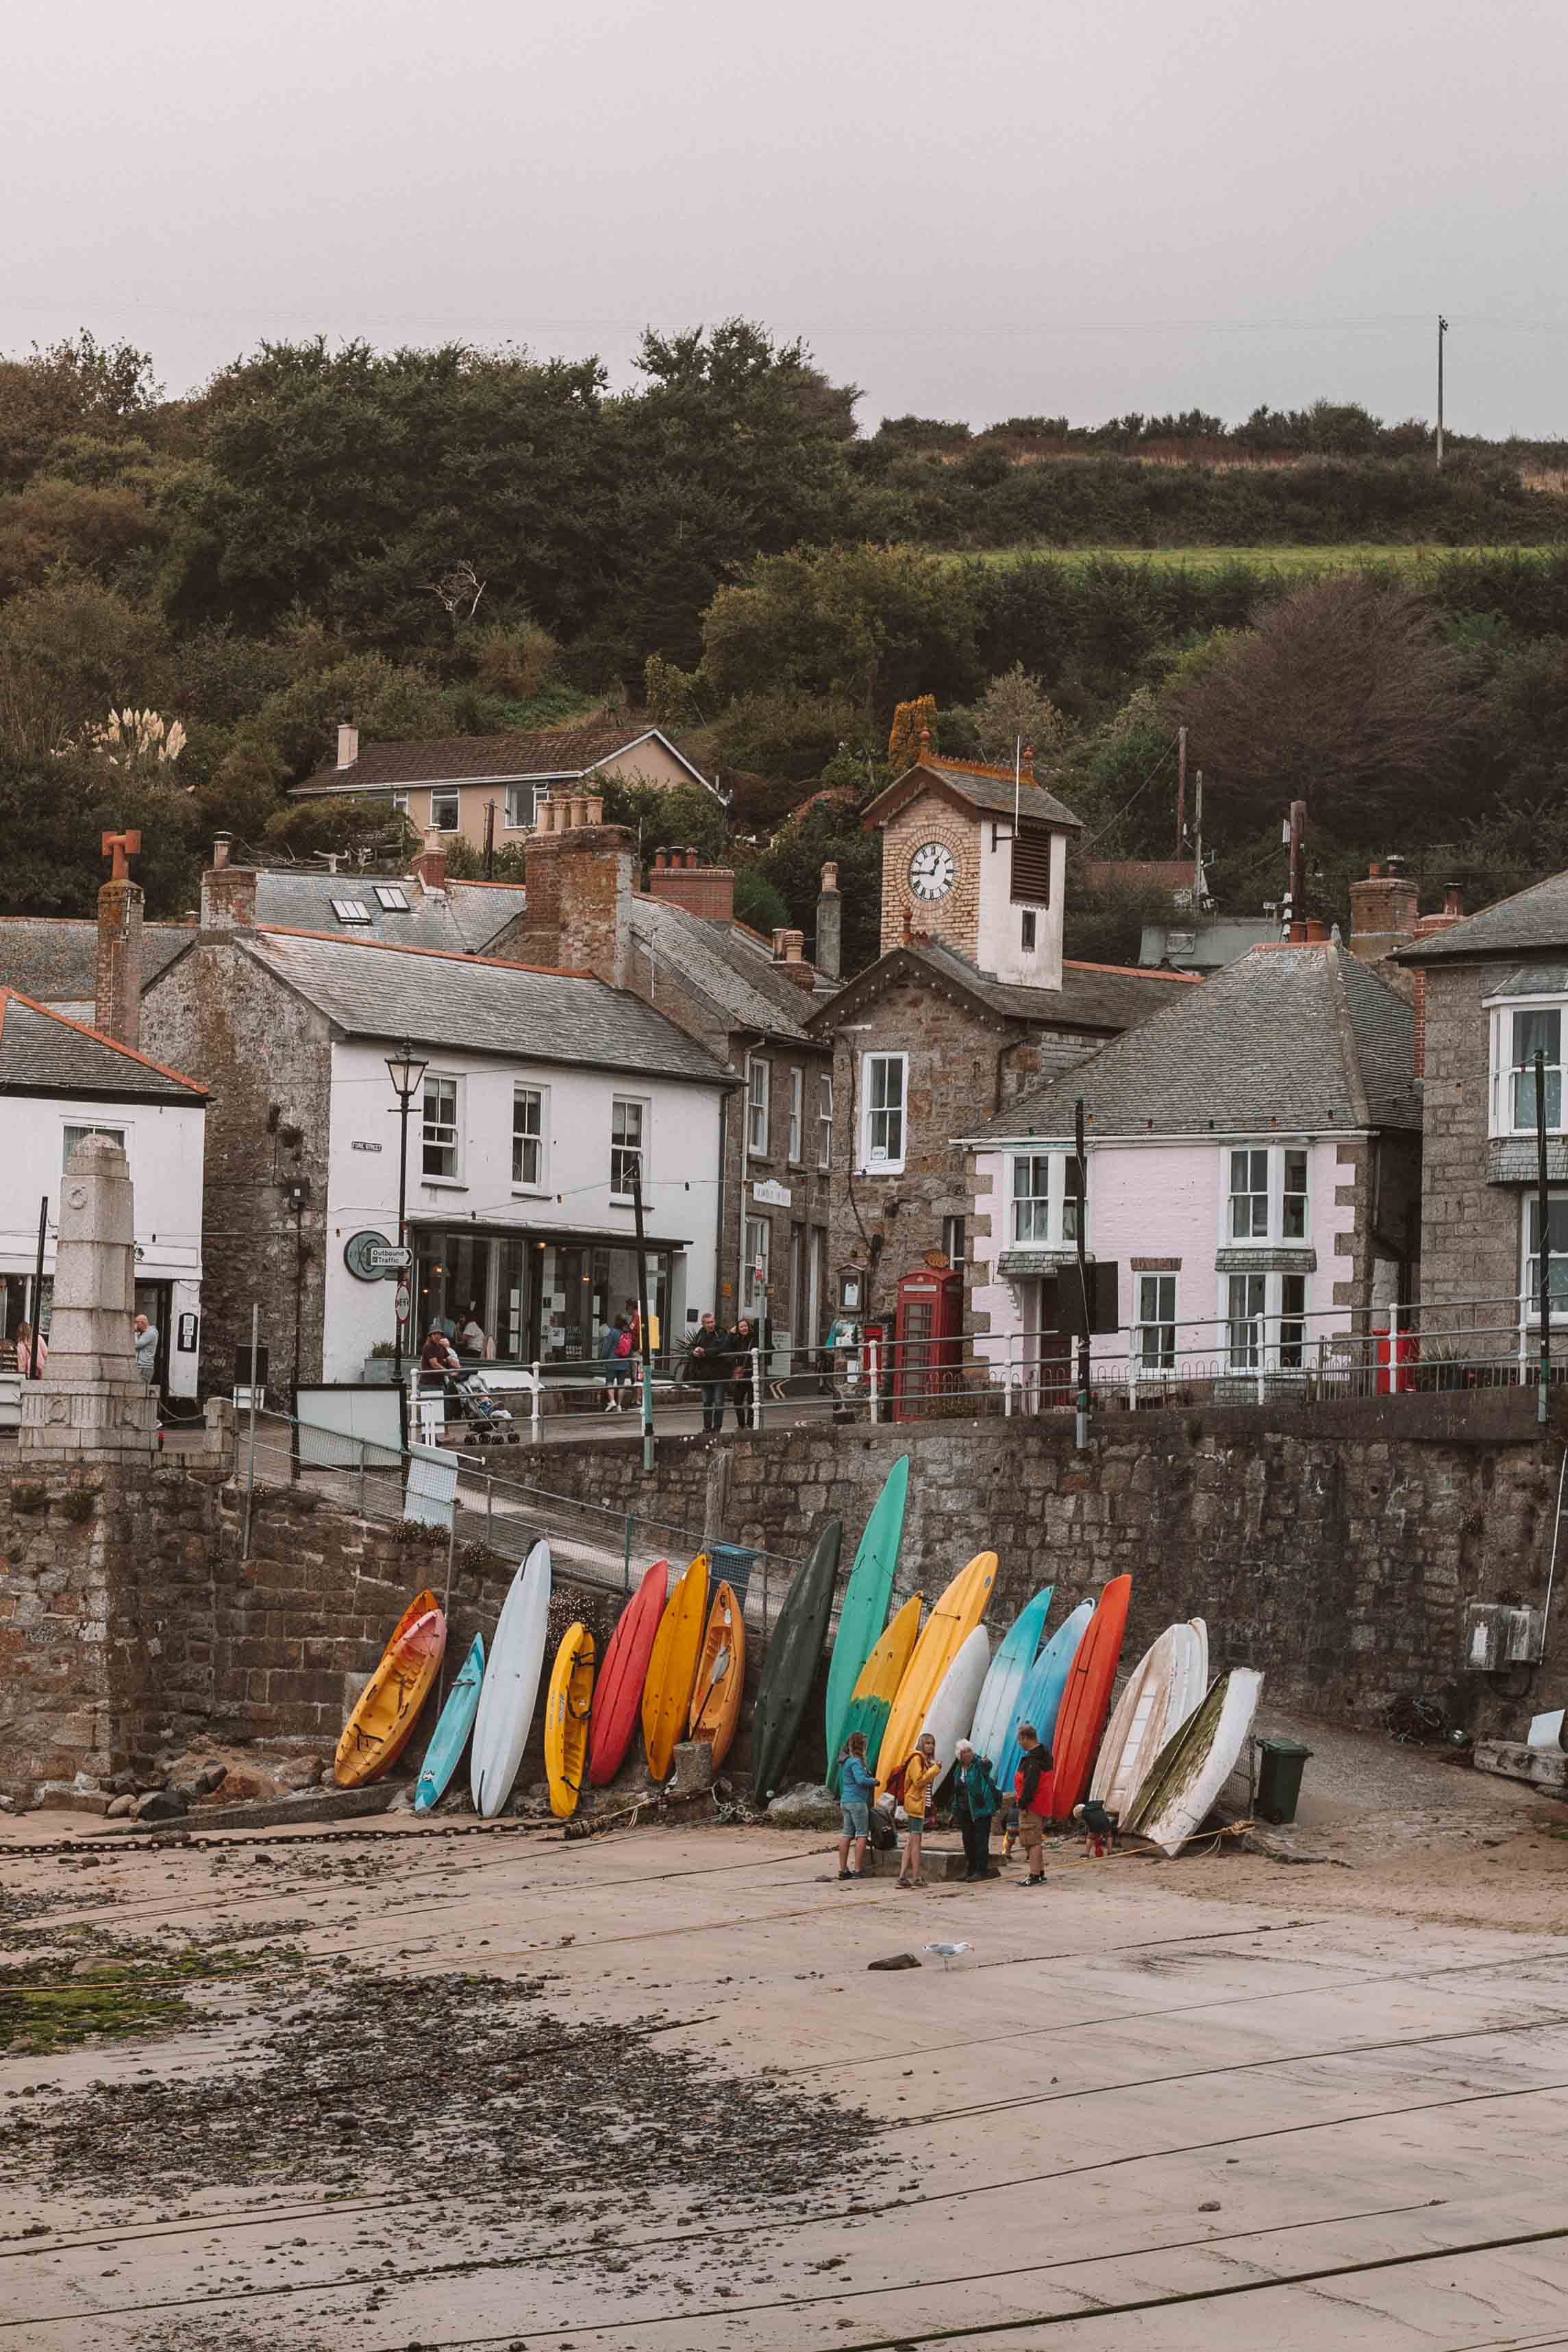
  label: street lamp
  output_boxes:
[386,1038,427,1391]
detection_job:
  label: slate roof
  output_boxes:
[0,920,190,1015]
[0,991,206,1103]
[863,757,1084,834]
[242,930,730,1086]
[971,942,1418,1142]
[295,726,710,797]
[812,937,1198,1039]
[627,898,830,1043]
[245,869,527,954]
[1394,870,1568,964]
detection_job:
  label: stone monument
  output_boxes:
[18,1133,159,1459]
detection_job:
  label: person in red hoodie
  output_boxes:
[1013,1722,1054,1890]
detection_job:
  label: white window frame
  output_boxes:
[1224,1269,1309,1370]
[610,1097,646,1200]
[421,1074,460,1180]
[1008,1151,1078,1248]
[503,782,541,832]
[391,791,410,815]
[1135,1272,1177,1369]
[1523,1190,1568,1323]
[62,1119,127,1170]
[373,883,409,912]
[429,789,460,833]
[744,1215,770,1317]
[1224,1143,1310,1245]
[787,1066,804,1165]
[1490,1000,1566,1138]
[817,1072,834,1172]
[511,1084,547,1191]
[330,896,371,924]
[859,1052,908,1174]
[942,1213,967,1267]
[746,1054,770,1159]
[1020,908,1037,954]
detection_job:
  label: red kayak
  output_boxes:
[587,1561,669,1785]
[1048,1574,1132,1820]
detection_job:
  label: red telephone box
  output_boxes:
[892,1268,964,1420]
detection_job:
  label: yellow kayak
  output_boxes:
[642,1551,710,1782]
[334,1588,447,1787]
[830,1591,923,1793]
[545,1622,596,1818]
[875,1551,997,1792]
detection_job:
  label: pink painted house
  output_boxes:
[961,939,1421,1402]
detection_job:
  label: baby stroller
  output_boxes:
[453,1370,520,1445]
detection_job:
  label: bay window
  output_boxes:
[1136,1272,1177,1369]
[1491,1004,1565,1135]
[1524,1194,1568,1319]
[1227,1270,1310,1371]
[1227,1144,1309,1242]
[1008,1152,1078,1248]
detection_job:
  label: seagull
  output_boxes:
[922,1941,973,1970]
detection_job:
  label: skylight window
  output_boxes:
[332,898,372,924]
[373,884,410,911]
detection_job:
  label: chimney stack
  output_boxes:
[1408,883,1467,1078]
[514,802,633,984]
[1347,854,1420,965]
[815,859,841,982]
[410,826,448,894]
[646,847,736,924]
[336,724,358,770]
[771,928,817,992]
[95,830,143,1050]
[200,834,258,933]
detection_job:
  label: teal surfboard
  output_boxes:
[996,1600,1092,1797]
[824,1456,910,1785]
[968,1585,1054,1768]
[414,1633,486,1815]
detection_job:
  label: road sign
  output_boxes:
[395,1283,412,1326]
[366,1244,412,1271]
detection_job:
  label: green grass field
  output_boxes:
[958,542,1561,573]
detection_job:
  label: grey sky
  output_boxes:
[5,0,1566,436]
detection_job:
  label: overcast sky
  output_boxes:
[5,0,1565,436]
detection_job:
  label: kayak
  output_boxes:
[824,1457,910,1775]
[751,1521,843,1807]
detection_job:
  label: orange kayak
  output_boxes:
[688,1581,746,1769]
[642,1552,710,1782]
[334,1588,447,1787]
[1049,1574,1132,1820]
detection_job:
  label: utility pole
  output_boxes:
[1175,726,1187,858]
[483,798,496,882]
[1436,314,1448,471]
[28,1196,47,1373]
[1537,1046,1552,1426]
[1281,800,1307,938]
[631,1161,655,1472]
[1073,1097,1091,1453]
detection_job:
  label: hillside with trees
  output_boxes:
[5,321,1568,967]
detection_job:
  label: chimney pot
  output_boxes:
[654,848,669,869]
[411,826,448,893]
[1445,884,1464,917]
[336,723,358,769]
[815,861,842,982]
[1022,741,1034,780]
[212,832,232,870]
[820,860,839,895]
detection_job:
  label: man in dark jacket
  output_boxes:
[1013,1722,1054,1889]
[684,1313,730,1434]
[952,1739,1001,1880]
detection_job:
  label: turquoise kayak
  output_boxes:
[414,1633,486,1814]
[968,1585,1054,1768]
[995,1600,1092,1797]
[825,1456,910,1787]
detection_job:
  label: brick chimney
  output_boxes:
[200,832,258,934]
[410,826,447,894]
[647,845,736,924]
[1348,856,1420,964]
[816,859,841,982]
[771,927,817,993]
[1410,884,1465,1079]
[336,724,358,769]
[95,830,143,1050]
[517,795,632,984]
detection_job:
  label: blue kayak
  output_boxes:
[996,1600,1093,1797]
[414,1633,486,1814]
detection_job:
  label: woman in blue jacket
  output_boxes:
[836,1731,876,1881]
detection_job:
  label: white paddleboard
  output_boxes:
[1134,1666,1263,1857]
[920,1626,991,1795]
[1091,1618,1208,1818]
[470,1539,552,1818]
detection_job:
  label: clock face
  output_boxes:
[908,841,956,902]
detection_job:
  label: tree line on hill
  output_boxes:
[5,322,1568,967]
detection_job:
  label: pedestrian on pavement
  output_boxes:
[13,1321,45,1377]
[952,1737,1001,1880]
[684,1312,730,1433]
[1013,1721,1054,1890]
[134,1312,159,1385]
[599,1316,632,1411]
[729,1316,758,1428]
[897,1731,940,1887]
[836,1731,875,1879]
[421,1326,461,1376]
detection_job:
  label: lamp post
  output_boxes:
[385,1039,427,1393]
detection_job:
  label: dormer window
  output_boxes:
[373,884,409,912]
[331,898,371,924]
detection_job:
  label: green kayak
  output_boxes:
[824,1457,910,1789]
[750,1519,843,1808]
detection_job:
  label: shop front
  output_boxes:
[412,1223,686,1370]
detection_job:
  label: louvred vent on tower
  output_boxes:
[1009,828,1052,907]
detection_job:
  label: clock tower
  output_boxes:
[864,737,1082,989]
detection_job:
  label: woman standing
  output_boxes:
[730,1316,757,1429]
[14,1321,45,1377]
[897,1731,940,1889]
[951,1737,1001,1880]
